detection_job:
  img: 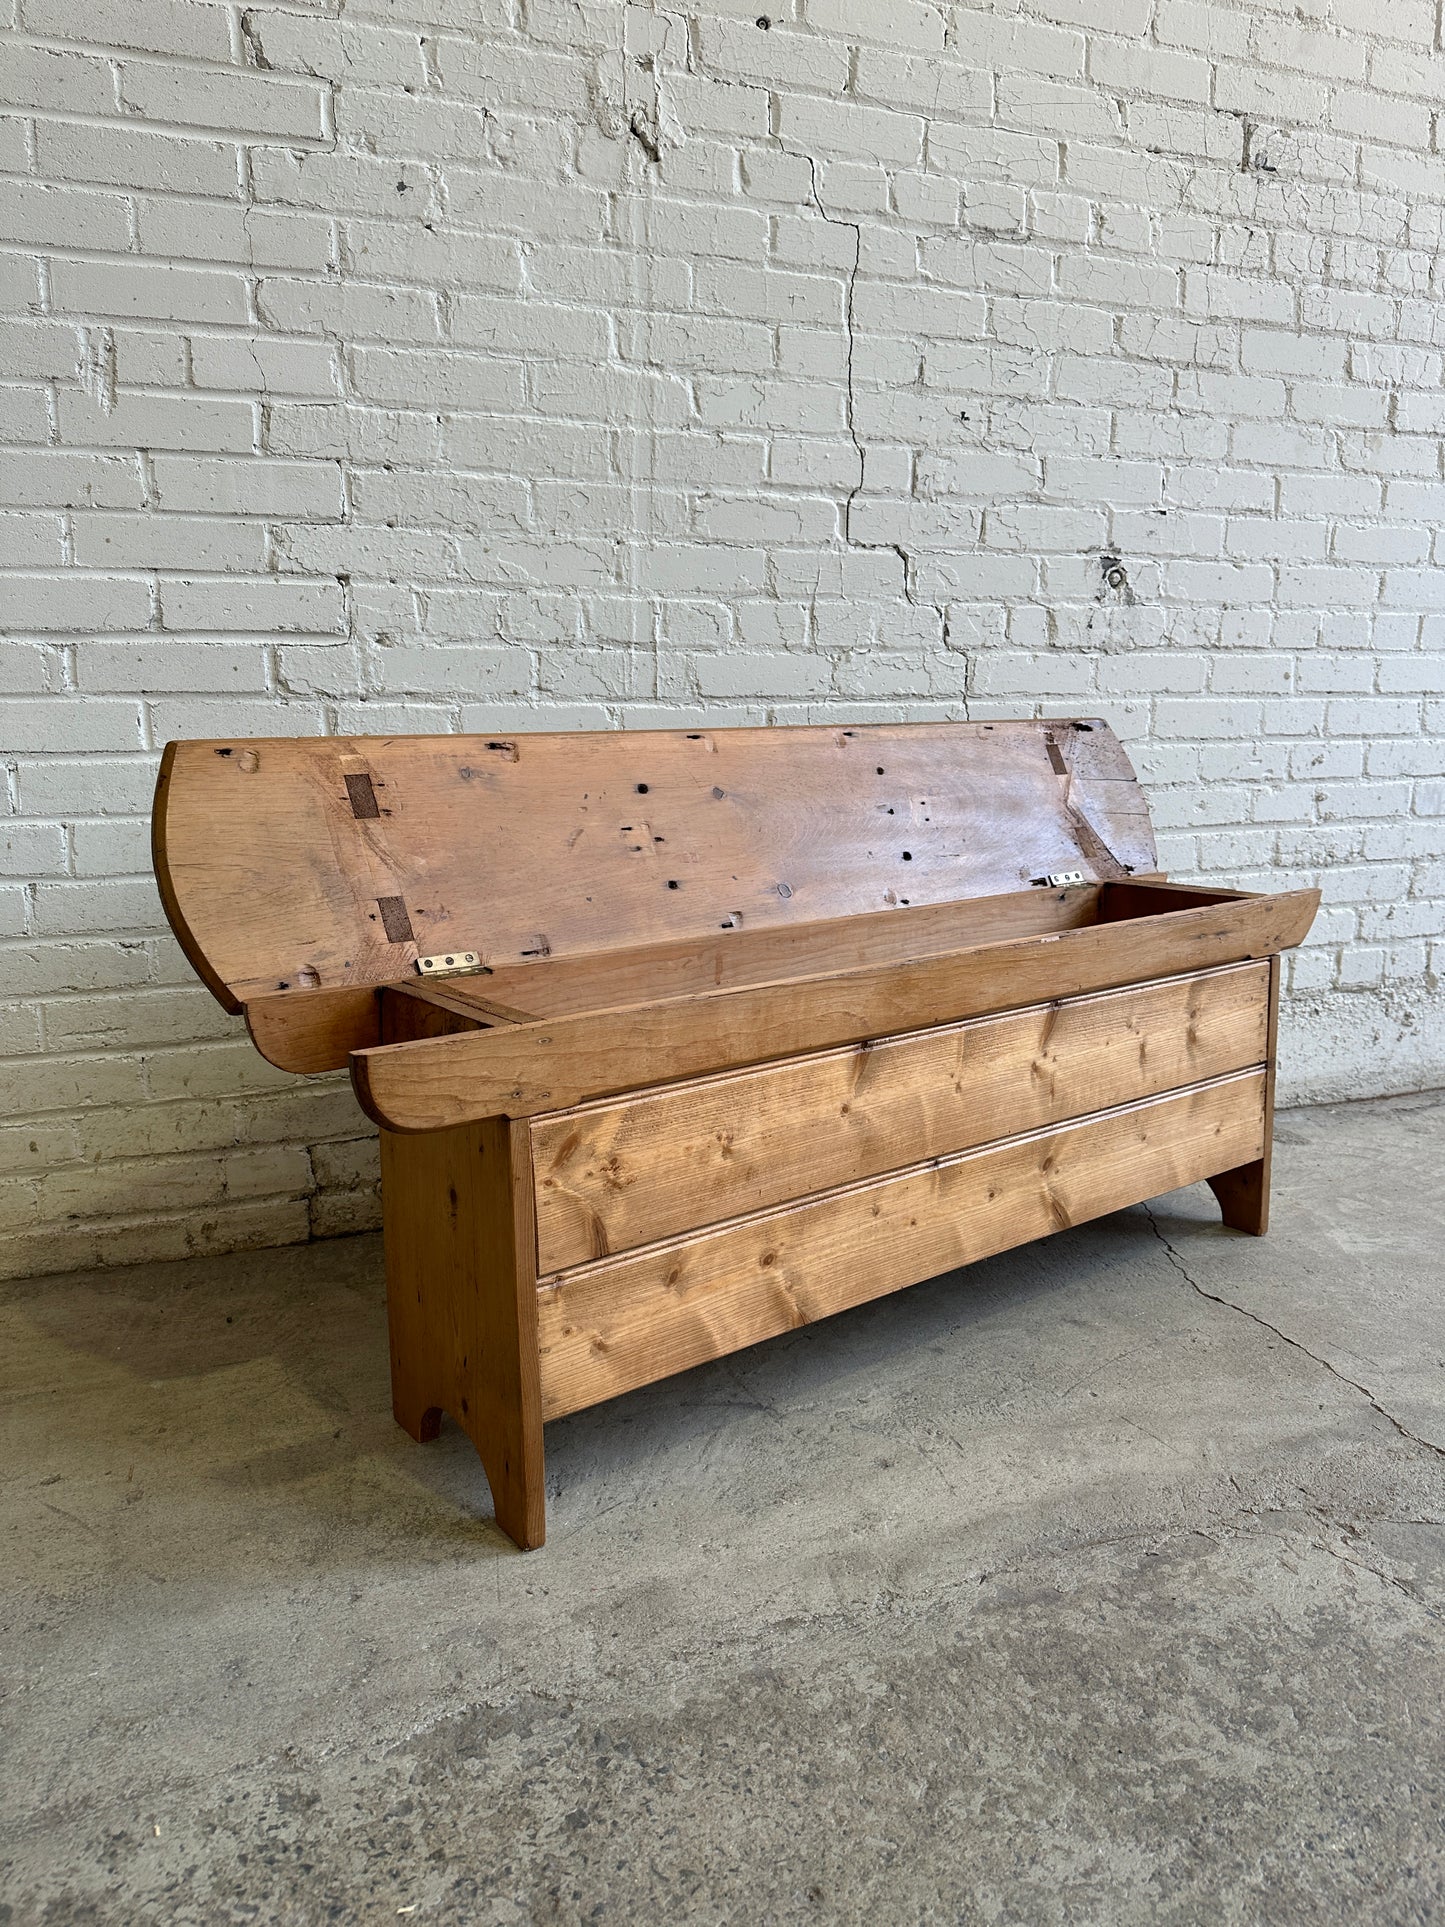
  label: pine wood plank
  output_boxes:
[381,1114,545,1549]
[352,888,1319,1131]
[1209,951,1281,1235]
[235,871,1194,1077]
[251,885,1109,1072]
[535,1071,1268,1420]
[152,719,1157,1008]
[531,961,1271,1271]
[245,984,382,1071]
[245,973,536,1073]
[442,883,1103,1024]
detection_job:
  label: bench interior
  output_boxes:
[397,880,1244,1028]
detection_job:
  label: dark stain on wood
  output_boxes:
[377,896,415,944]
[346,771,381,819]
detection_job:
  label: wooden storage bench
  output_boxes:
[153,719,1318,1548]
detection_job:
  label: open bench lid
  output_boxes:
[153,718,1157,1014]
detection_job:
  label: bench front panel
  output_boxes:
[534,1069,1267,1420]
[530,961,1270,1273]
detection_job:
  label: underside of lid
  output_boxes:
[152,717,1157,1013]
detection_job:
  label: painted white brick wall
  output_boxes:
[2,0,1442,1280]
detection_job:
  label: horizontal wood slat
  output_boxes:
[535,1071,1267,1420]
[458,884,1105,1023]
[353,888,1318,1131]
[241,880,1235,1074]
[530,961,1271,1271]
[253,884,1108,1073]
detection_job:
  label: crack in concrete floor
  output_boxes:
[1142,1180,1445,1634]
[1143,1200,1445,1465]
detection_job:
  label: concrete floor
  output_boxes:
[3,1092,1444,1925]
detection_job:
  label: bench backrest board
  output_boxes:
[153,719,1156,1012]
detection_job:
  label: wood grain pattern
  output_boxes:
[535,1071,1268,1420]
[381,1113,545,1549]
[152,719,1156,1009]
[152,741,242,1013]
[1208,951,1281,1235]
[245,984,382,1071]
[354,888,1319,1131]
[443,883,1101,1024]
[239,879,1219,1073]
[255,885,1109,1072]
[530,961,1271,1271]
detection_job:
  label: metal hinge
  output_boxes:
[414,950,487,980]
[1033,870,1087,889]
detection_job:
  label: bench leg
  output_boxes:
[1207,954,1278,1239]
[381,1117,546,1550]
[1207,1158,1269,1236]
